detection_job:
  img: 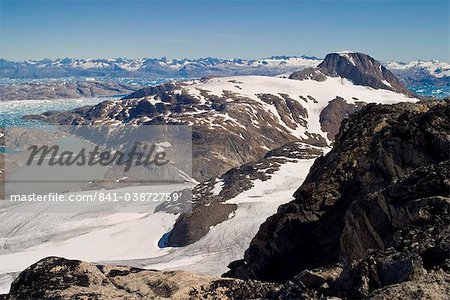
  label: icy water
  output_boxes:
[0,96,118,127]
[407,85,449,99]
[0,97,118,153]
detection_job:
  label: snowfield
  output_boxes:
[176,75,418,141]
[0,157,316,293]
[0,184,187,293]
[137,158,318,275]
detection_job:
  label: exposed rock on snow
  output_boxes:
[164,142,324,247]
[24,71,417,181]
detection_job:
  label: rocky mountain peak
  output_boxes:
[318,52,410,94]
[290,52,412,96]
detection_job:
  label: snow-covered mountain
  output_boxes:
[0,56,321,79]
[386,59,449,98]
[0,52,421,293]
[2,56,446,80]
[291,52,412,95]
[387,59,450,79]
[25,60,418,181]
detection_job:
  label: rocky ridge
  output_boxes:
[290,52,411,95]
[0,256,303,300]
[224,100,450,298]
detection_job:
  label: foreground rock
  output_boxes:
[2,255,448,299]
[0,81,136,101]
[0,257,317,300]
[225,100,449,297]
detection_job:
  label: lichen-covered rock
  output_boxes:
[335,249,426,298]
[0,257,319,300]
[225,101,449,285]
[366,270,450,300]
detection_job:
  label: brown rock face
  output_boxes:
[289,52,413,97]
[317,52,411,95]
[0,257,316,300]
[365,270,450,300]
[225,101,450,286]
[319,96,366,140]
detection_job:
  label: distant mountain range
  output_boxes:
[0,56,447,82]
[386,60,449,96]
[0,56,321,79]
[1,55,448,99]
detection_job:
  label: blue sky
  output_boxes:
[0,0,448,62]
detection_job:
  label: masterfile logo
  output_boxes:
[3,125,193,213]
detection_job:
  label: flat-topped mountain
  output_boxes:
[290,52,411,95]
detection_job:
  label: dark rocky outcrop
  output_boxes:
[319,96,366,140]
[289,67,327,82]
[121,82,176,100]
[0,256,316,300]
[225,101,450,296]
[290,52,412,96]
